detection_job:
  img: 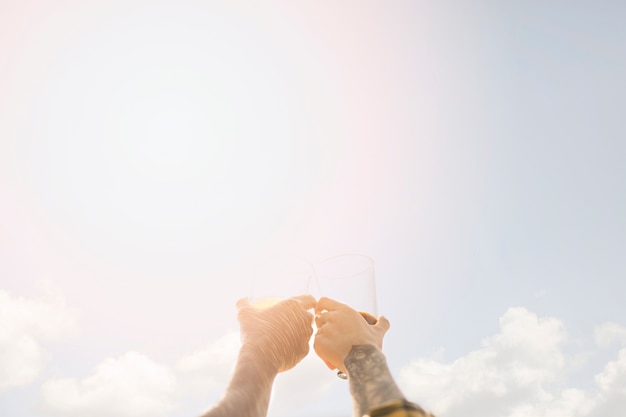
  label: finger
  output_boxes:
[360,311,379,325]
[375,315,391,334]
[236,297,252,311]
[315,311,330,328]
[292,294,316,310]
[316,297,347,313]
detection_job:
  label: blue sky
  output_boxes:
[1,1,625,416]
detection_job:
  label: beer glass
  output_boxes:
[314,254,377,378]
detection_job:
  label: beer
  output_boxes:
[359,311,377,325]
[252,297,283,309]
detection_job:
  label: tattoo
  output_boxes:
[345,345,405,417]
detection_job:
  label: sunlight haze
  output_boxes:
[1,1,625,416]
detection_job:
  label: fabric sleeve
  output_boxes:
[366,399,435,417]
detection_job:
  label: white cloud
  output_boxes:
[40,351,177,417]
[0,284,77,390]
[399,307,567,416]
[38,333,240,417]
[595,322,626,348]
[398,308,626,417]
[591,347,626,416]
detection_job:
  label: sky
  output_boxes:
[1,1,626,416]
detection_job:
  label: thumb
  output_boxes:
[236,297,252,311]
[236,298,257,324]
[375,315,390,334]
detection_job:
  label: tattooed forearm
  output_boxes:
[345,344,406,417]
[200,345,277,417]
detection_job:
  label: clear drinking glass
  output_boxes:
[313,254,377,378]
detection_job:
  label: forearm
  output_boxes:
[345,344,405,416]
[200,344,277,417]
[345,344,432,417]
[344,345,434,417]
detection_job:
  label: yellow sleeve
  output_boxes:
[366,399,434,417]
[371,408,423,417]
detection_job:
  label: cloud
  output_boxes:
[592,346,626,416]
[398,309,626,417]
[0,284,77,390]
[398,307,567,416]
[40,351,177,417]
[595,322,626,348]
[38,333,240,417]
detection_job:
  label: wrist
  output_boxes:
[344,344,385,376]
[240,343,280,376]
[344,344,406,416]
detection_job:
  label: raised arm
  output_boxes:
[314,297,434,417]
[201,295,315,417]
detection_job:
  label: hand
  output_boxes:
[236,295,315,373]
[313,297,390,375]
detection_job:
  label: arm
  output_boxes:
[200,344,276,417]
[314,297,433,417]
[201,295,315,417]
[345,345,432,417]
[345,344,406,415]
